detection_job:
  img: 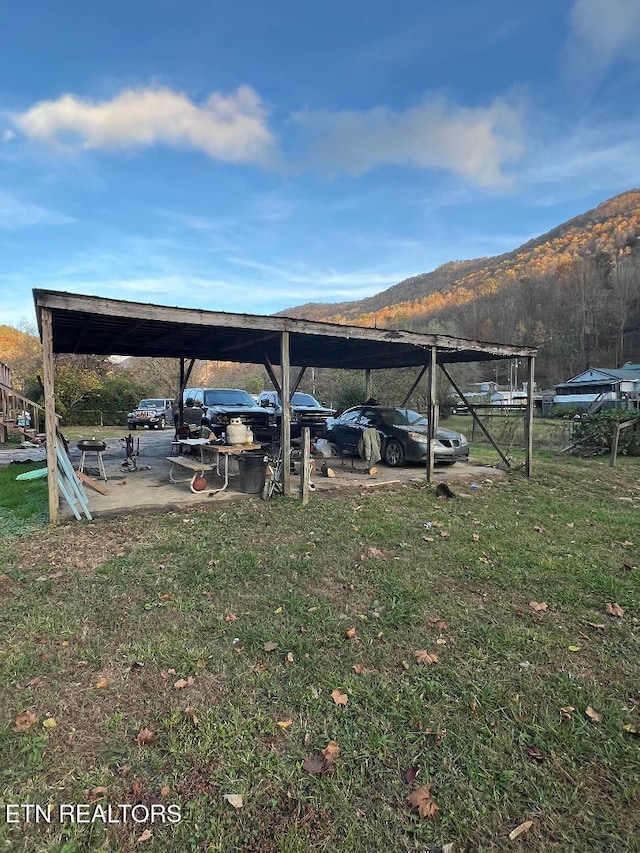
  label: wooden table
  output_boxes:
[167,441,262,494]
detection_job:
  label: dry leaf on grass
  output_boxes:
[407,784,439,820]
[137,828,153,843]
[223,612,238,622]
[135,727,155,745]
[174,676,195,690]
[276,719,293,729]
[223,793,244,809]
[302,754,326,775]
[184,707,199,726]
[160,785,170,798]
[321,740,341,762]
[263,641,278,652]
[331,689,348,706]
[252,662,268,675]
[90,786,108,799]
[508,820,533,840]
[42,717,56,729]
[529,601,548,612]
[427,618,448,631]
[404,765,420,784]
[587,622,606,629]
[585,705,603,723]
[352,664,365,675]
[472,533,480,541]
[345,627,357,639]
[13,711,38,732]
[560,706,575,721]
[605,602,624,618]
[368,547,383,557]
[414,650,438,666]
[622,724,639,736]
[439,530,450,539]
[524,746,544,762]
[95,676,108,689]
[422,535,435,542]
[285,652,294,664]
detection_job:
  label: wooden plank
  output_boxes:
[401,365,428,408]
[76,470,110,495]
[610,423,621,467]
[166,456,215,472]
[41,308,59,524]
[525,356,535,477]
[301,427,310,506]
[426,347,436,483]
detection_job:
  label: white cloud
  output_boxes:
[0,191,73,229]
[566,0,640,78]
[13,86,275,164]
[291,95,523,187]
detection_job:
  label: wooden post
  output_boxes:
[281,331,291,496]
[41,308,59,523]
[365,369,372,402]
[301,426,310,505]
[610,423,621,467]
[525,356,535,477]
[178,358,185,428]
[426,348,436,483]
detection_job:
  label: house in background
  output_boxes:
[548,364,640,414]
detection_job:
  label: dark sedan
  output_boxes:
[325,405,469,467]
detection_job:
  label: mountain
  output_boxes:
[281,190,640,386]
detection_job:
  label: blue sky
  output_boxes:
[1,0,640,328]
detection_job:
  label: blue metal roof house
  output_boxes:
[551,364,640,414]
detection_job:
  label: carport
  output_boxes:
[33,289,537,522]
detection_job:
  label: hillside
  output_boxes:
[281,190,640,386]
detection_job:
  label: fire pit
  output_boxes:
[77,439,107,480]
[77,439,107,452]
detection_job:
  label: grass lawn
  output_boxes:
[0,452,638,851]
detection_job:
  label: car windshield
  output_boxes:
[292,393,320,406]
[139,399,166,409]
[203,389,255,406]
[379,408,427,427]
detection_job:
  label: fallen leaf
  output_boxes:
[560,706,575,721]
[223,793,244,809]
[321,740,341,762]
[13,711,38,732]
[95,676,108,689]
[529,601,548,612]
[90,786,108,800]
[368,547,383,557]
[135,727,155,745]
[436,638,447,646]
[352,664,365,675]
[166,668,177,676]
[534,525,545,533]
[422,535,435,542]
[137,828,153,843]
[423,728,447,742]
[42,717,57,729]
[302,754,325,775]
[622,724,639,736]
[276,718,293,729]
[253,662,268,675]
[286,652,294,664]
[605,602,624,618]
[174,676,195,690]
[427,617,448,631]
[263,641,278,652]
[508,820,533,841]
[407,784,439,820]
[472,533,480,541]
[585,705,603,723]
[160,785,170,798]
[274,606,283,614]
[184,707,199,726]
[568,645,581,652]
[345,627,357,639]
[404,765,420,784]
[414,650,438,666]
[223,612,238,622]
[331,689,349,706]
[524,746,544,762]
[587,622,606,629]
[439,530,450,539]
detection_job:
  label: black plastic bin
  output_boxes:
[238,453,267,494]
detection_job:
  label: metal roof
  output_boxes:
[33,289,536,369]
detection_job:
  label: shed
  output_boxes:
[33,289,537,521]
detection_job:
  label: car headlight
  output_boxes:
[458,434,468,446]
[407,431,429,443]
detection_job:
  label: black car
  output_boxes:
[127,398,174,430]
[325,405,469,467]
[257,391,336,438]
[180,388,276,441]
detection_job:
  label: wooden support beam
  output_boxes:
[301,426,311,505]
[401,365,428,408]
[291,366,307,396]
[440,364,512,468]
[281,332,291,496]
[525,356,535,477]
[41,308,59,523]
[426,347,436,483]
[264,356,282,398]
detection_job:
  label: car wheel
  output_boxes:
[129,424,137,430]
[155,416,166,430]
[384,438,404,467]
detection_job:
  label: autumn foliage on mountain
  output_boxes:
[283,190,640,386]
